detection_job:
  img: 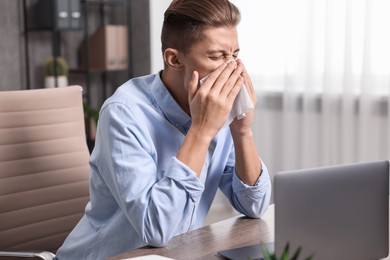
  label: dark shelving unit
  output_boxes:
[22,0,133,151]
[22,0,68,89]
[79,0,133,106]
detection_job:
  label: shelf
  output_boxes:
[83,0,126,6]
[22,0,133,151]
[25,27,82,32]
[69,68,128,74]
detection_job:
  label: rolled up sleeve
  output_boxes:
[220,161,272,218]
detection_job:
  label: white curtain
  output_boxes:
[231,0,390,178]
[149,0,390,223]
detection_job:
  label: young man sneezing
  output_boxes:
[56,0,272,259]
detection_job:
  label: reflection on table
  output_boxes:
[107,205,275,260]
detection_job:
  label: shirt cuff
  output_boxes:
[164,157,205,202]
[232,161,271,193]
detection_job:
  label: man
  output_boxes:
[56,0,271,259]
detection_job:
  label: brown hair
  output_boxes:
[161,0,241,54]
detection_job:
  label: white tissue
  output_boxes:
[199,73,254,128]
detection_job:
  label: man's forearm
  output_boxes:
[176,127,212,177]
[231,129,262,185]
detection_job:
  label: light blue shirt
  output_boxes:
[56,72,271,260]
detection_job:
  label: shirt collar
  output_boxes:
[151,72,191,133]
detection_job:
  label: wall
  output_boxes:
[0,1,24,90]
[149,0,170,73]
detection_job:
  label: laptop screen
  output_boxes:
[274,160,389,260]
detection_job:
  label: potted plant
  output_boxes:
[262,243,314,260]
[44,56,69,88]
[83,102,99,152]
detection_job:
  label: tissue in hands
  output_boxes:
[199,72,254,128]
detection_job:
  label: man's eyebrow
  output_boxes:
[206,48,240,55]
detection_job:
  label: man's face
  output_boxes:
[179,26,240,86]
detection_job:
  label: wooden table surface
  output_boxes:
[107,205,275,260]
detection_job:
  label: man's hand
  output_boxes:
[229,59,257,137]
[188,60,244,141]
[176,60,244,176]
[227,59,262,186]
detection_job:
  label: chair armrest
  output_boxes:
[0,251,55,260]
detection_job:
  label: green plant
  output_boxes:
[83,102,99,124]
[44,56,69,76]
[262,243,314,260]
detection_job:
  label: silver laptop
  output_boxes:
[218,160,389,260]
[275,160,389,260]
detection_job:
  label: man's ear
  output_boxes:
[163,48,183,70]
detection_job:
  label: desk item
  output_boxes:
[83,25,129,71]
[218,242,274,260]
[275,160,389,260]
[121,255,175,260]
[33,0,81,30]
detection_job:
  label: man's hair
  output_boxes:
[161,0,241,54]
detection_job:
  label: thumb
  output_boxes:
[188,71,199,103]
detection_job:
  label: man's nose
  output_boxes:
[224,56,236,63]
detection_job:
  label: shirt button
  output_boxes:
[175,123,180,127]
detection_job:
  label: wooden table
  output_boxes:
[108,205,275,260]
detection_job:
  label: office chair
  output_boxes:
[0,86,91,260]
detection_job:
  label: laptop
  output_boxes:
[218,160,389,260]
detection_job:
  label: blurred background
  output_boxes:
[1,0,389,224]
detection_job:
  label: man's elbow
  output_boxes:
[143,230,173,248]
[244,203,270,218]
[147,240,168,248]
[258,193,272,217]
[146,238,169,248]
[244,192,272,218]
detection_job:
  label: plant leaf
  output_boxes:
[83,102,99,123]
[304,254,315,260]
[280,243,289,260]
[291,246,302,260]
[261,244,272,260]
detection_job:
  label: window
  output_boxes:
[232,0,390,95]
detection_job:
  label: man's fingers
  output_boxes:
[188,71,199,102]
[227,75,244,104]
[236,60,253,93]
[219,62,243,98]
[210,61,238,94]
[199,62,228,91]
[236,59,256,105]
